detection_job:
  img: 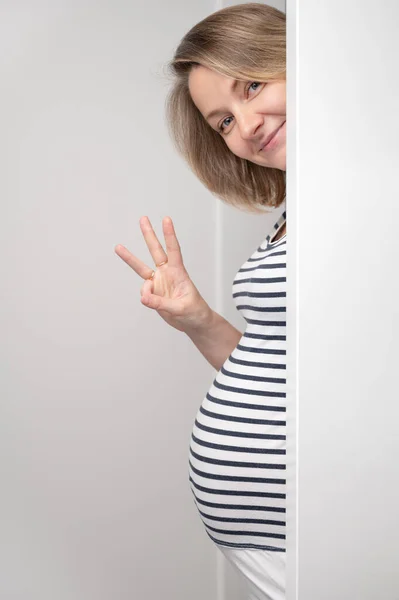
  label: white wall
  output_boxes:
[0,2,219,599]
[285,0,399,598]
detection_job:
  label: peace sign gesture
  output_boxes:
[114,216,211,333]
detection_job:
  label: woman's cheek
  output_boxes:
[228,139,246,159]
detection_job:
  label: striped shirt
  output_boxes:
[188,209,287,553]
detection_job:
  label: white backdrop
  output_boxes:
[2,1,397,599]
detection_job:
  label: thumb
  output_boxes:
[141,280,182,315]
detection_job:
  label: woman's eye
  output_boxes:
[248,81,261,93]
[219,116,233,132]
[218,82,262,133]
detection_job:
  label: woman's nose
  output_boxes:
[238,113,263,141]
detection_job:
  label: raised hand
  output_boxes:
[114,216,212,333]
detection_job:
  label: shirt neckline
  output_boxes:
[267,209,287,245]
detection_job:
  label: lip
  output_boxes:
[260,121,286,152]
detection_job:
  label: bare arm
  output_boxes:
[114,217,242,371]
[184,308,243,371]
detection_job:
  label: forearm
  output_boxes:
[184,308,243,371]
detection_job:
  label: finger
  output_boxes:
[162,217,185,269]
[141,279,154,304]
[114,244,154,280]
[139,216,168,267]
[140,277,153,296]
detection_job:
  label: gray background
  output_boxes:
[0,1,284,599]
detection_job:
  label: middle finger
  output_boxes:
[139,216,168,266]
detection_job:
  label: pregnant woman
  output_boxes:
[115,4,287,599]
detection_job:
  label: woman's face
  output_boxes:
[188,65,286,171]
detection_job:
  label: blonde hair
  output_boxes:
[164,3,286,214]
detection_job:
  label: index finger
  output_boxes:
[114,244,154,280]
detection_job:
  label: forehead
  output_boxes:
[189,65,233,94]
[188,65,235,113]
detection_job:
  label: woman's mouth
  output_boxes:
[261,121,286,152]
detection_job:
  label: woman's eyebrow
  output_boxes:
[205,79,241,122]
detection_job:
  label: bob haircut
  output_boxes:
[164,3,286,214]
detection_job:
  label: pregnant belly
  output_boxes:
[188,361,286,552]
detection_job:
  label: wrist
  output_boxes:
[184,303,215,335]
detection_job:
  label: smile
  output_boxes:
[261,121,286,152]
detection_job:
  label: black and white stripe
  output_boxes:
[188,209,287,552]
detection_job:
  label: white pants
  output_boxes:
[218,546,286,600]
